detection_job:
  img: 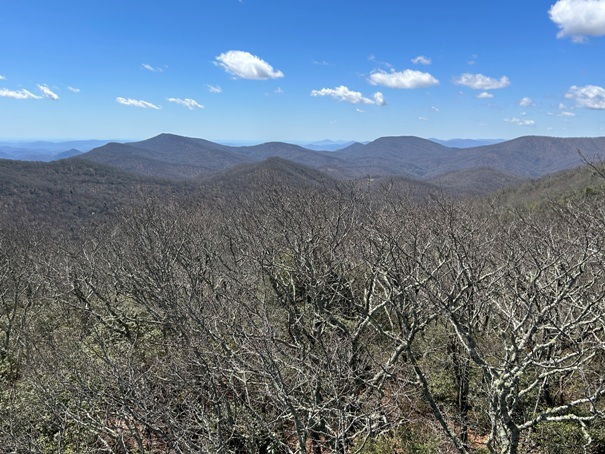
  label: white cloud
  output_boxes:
[520,96,534,107]
[418,116,428,121]
[116,97,161,109]
[411,55,431,65]
[454,73,511,90]
[38,84,59,100]
[504,117,536,126]
[476,92,494,99]
[0,75,5,80]
[373,92,387,105]
[313,60,330,66]
[558,111,576,117]
[274,87,284,94]
[549,0,605,42]
[142,63,163,72]
[431,106,439,112]
[565,84,605,109]
[215,50,284,80]
[207,84,222,93]
[368,69,439,89]
[167,97,204,110]
[68,86,81,93]
[311,85,386,105]
[356,108,366,113]
[0,88,42,99]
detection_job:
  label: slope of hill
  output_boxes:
[450,136,605,178]
[495,161,605,208]
[0,158,192,230]
[426,167,524,195]
[81,135,252,179]
[201,157,339,192]
[336,136,453,178]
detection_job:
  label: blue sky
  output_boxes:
[1,0,605,142]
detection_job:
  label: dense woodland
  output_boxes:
[2,150,605,453]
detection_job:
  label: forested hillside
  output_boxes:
[2,162,605,453]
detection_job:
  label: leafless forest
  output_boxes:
[2,167,605,453]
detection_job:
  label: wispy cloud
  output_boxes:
[411,55,431,65]
[313,60,331,66]
[142,63,164,73]
[0,75,5,80]
[311,85,386,105]
[454,73,510,90]
[368,69,439,89]
[38,84,59,100]
[167,97,204,110]
[0,88,42,99]
[558,111,576,117]
[215,50,284,80]
[519,96,534,107]
[476,92,494,99]
[504,117,535,126]
[207,84,222,93]
[565,84,605,109]
[116,97,161,109]
[549,0,605,42]
[431,106,439,112]
[68,86,81,93]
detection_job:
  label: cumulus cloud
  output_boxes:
[116,97,161,109]
[215,50,284,80]
[411,55,431,65]
[38,84,59,100]
[549,0,605,42]
[68,86,81,93]
[207,84,222,93]
[0,75,5,80]
[167,97,204,110]
[142,63,164,72]
[311,85,386,105]
[368,69,439,89]
[0,88,42,99]
[477,92,494,99]
[505,117,536,126]
[454,73,511,90]
[373,92,387,105]
[520,96,534,107]
[565,84,605,109]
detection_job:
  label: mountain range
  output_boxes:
[0,140,117,161]
[75,133,605,183]
[2,132,605,230]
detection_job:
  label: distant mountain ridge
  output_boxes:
[75,133,605,184]
[429,138,506,148]
[0,139,123,161]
